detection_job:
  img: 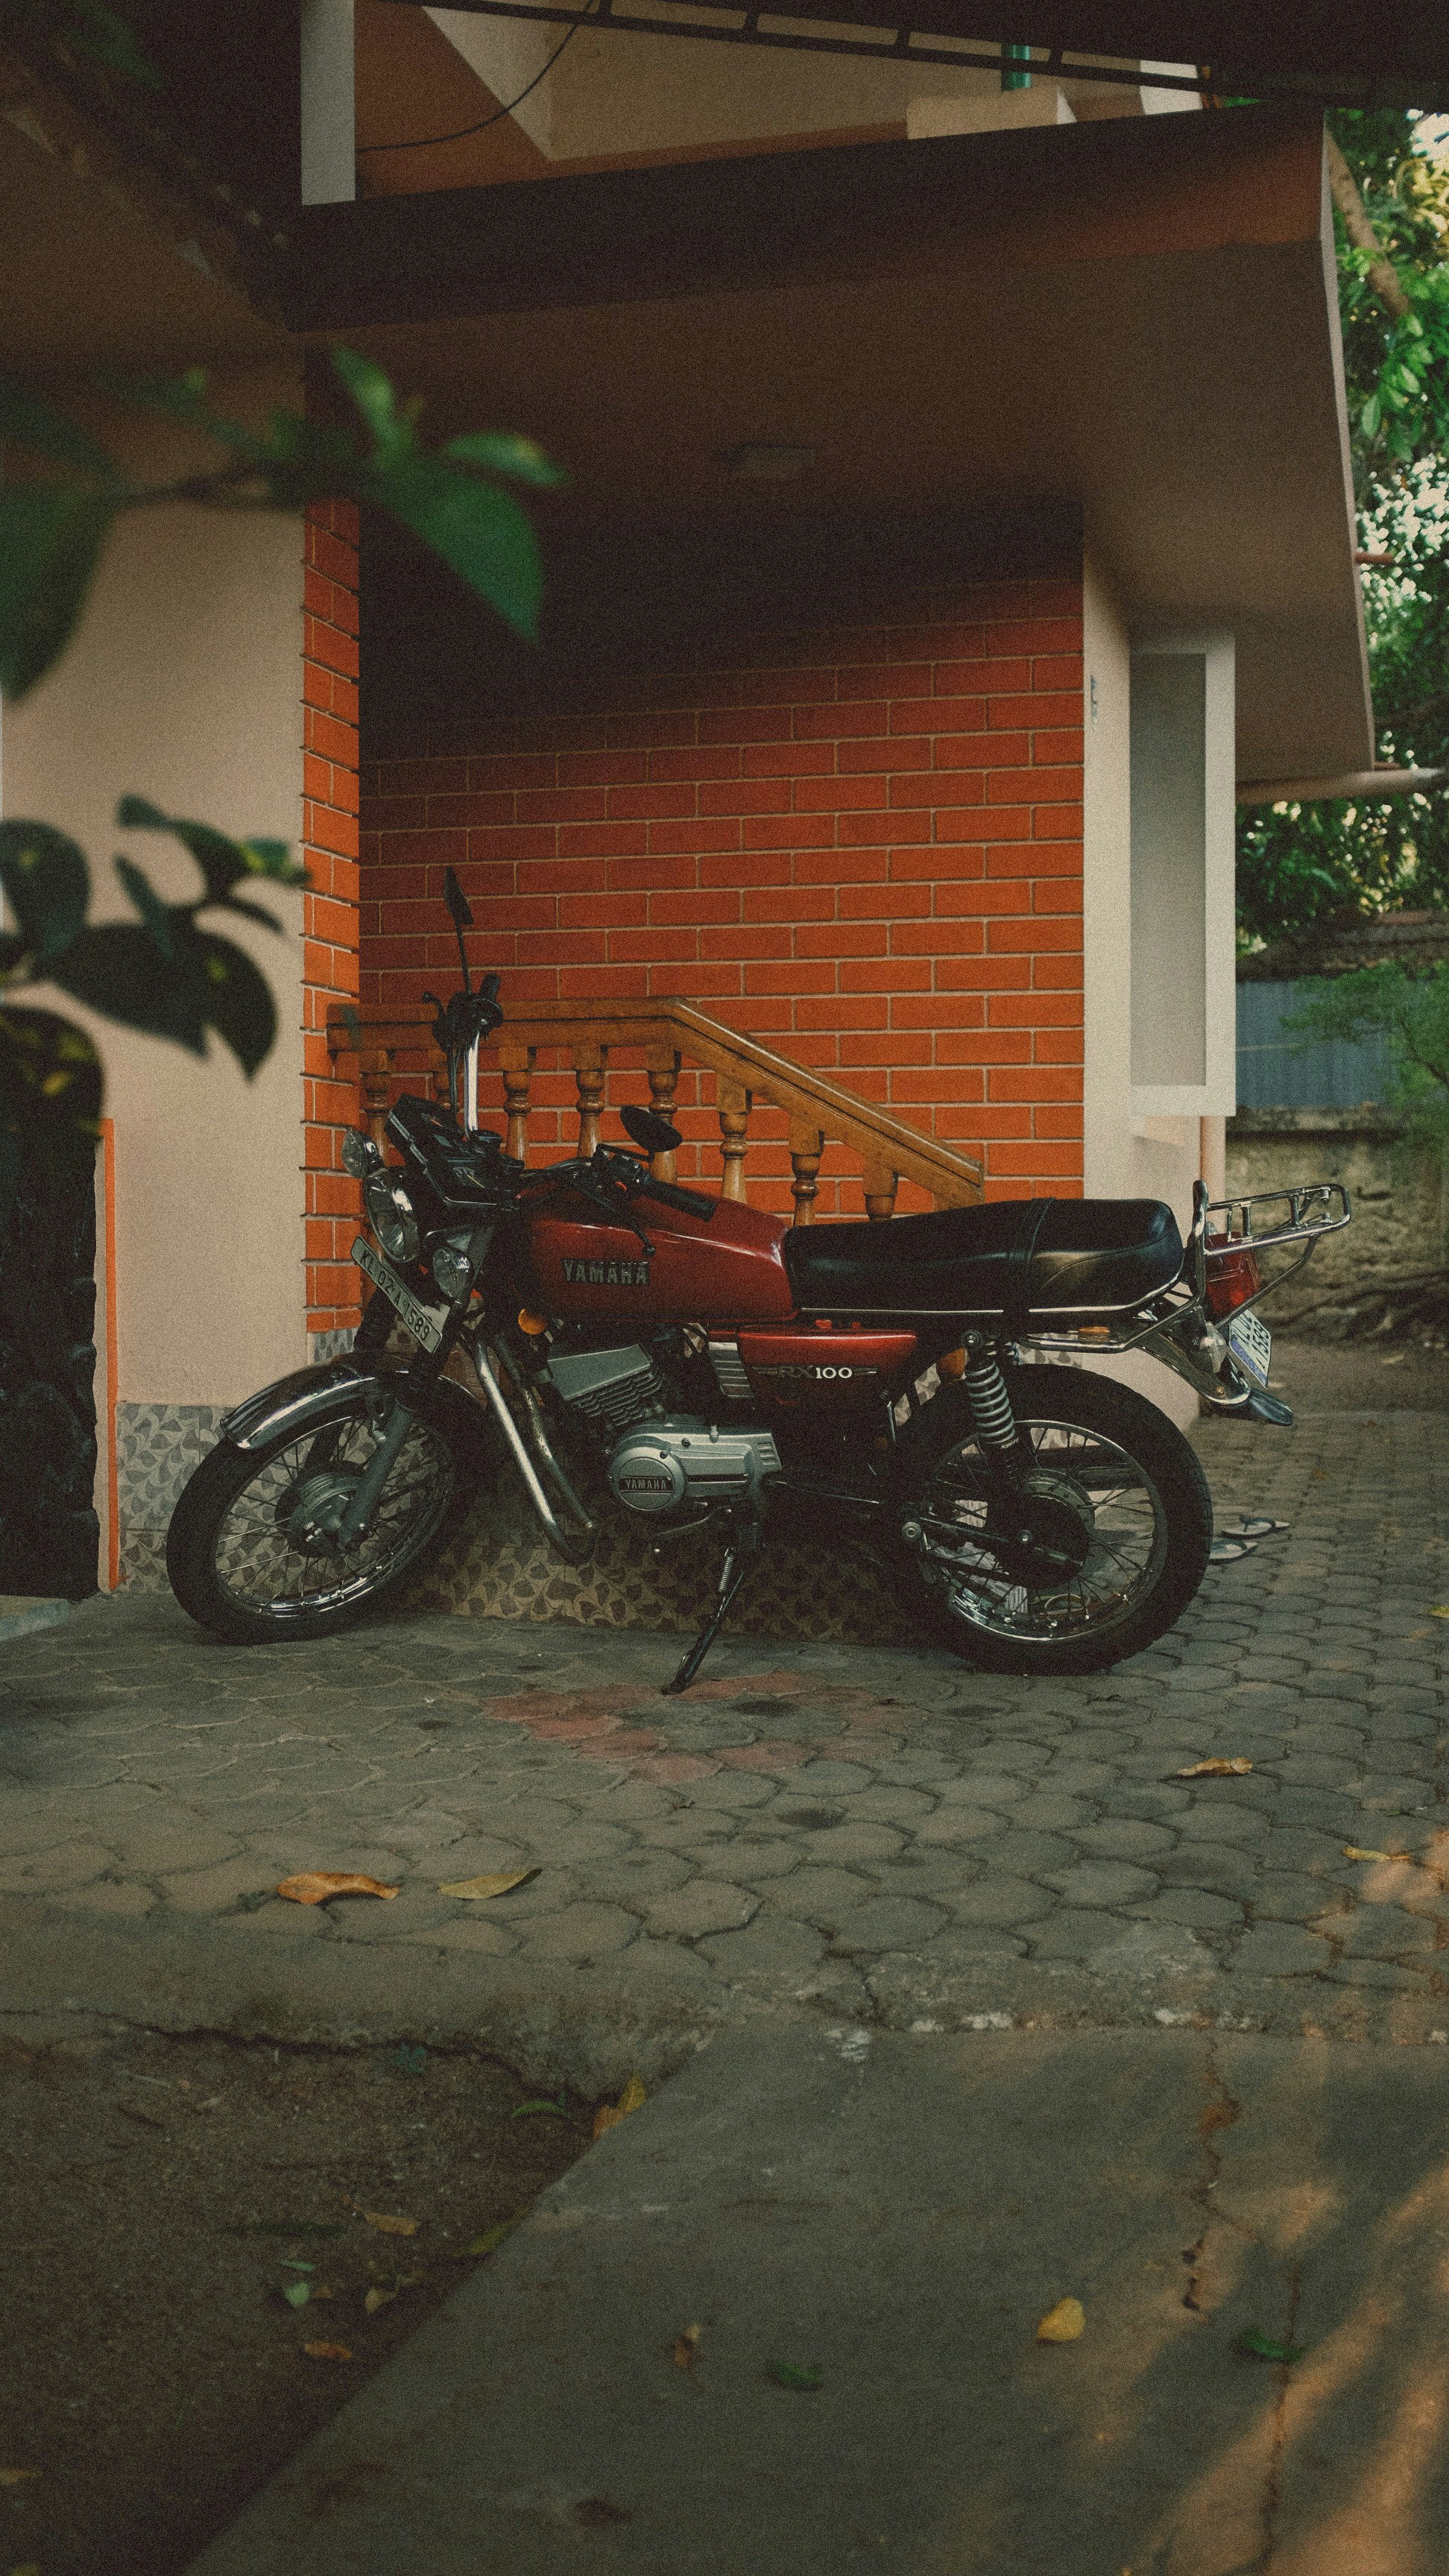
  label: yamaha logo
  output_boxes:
[622,1474,673,1493]
[562,1257,651,1288]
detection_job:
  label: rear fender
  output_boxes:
[222,1354,490,1461]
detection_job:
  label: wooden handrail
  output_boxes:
[326,996,984,1219]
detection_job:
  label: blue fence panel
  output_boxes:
[1234,980,1391,1110]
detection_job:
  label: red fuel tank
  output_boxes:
[734,1326,920,1405]
[522,1184,796,1325]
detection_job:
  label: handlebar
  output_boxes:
[637,1175,716,1220]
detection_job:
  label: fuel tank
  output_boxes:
[521,1183,796,1325]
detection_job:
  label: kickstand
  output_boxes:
[662,1513,761,1696]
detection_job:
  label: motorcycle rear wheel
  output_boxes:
[888,1363,1213,1676]
[166,1392,474,1645]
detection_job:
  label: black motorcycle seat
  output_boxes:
[781,1196,1184,1320]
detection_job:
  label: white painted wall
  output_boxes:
[1081,552,1199,1428]
[1128,628,1236,1118]
[428,12,1112,161]
[4,370,308,1407]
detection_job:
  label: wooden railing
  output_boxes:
[326,997,984,1221]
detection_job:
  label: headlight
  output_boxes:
[364,1169,420,1263]
[342,1127,381,1180]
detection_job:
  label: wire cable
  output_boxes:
[358,0,601,154]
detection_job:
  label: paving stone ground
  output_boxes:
[4,1407,1449,2078]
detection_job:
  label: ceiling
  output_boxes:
[300,104,1371,782]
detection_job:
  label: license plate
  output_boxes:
[351,1237,446,1353]
[1228,1307,1272,1389]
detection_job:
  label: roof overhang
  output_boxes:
[296,103,1370,782]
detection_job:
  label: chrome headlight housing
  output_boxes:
[341,1126,382,1180]
[364,1169,420,1264]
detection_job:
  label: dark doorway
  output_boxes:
[0,1145,99,1598]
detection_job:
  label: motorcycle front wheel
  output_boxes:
[166,1389,476,1646]
[888,1363,1213,1676]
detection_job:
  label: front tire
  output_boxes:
[166,1386,480,1645]
[888,1363,1212,1675]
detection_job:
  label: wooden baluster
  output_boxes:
[500,1046,534,1164]
[718,1081,751,1200]
[362,1051,392,1154]
[862,1162,899,1222]
[789,1120,824,1226]
[573,1045,605,1160]
[645,1045,681,1181]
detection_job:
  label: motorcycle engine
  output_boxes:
[607,1420,781,1517]
[544,1343,781,1518]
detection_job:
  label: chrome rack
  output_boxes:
[1204,1183,1352,1253]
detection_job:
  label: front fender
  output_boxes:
[222,1354,490,1459]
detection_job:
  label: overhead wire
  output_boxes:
[357,0,603,154]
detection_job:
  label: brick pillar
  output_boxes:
[301,498,363,1351]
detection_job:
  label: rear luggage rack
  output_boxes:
[1203,1184,1352,1254]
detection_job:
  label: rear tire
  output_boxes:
[166,1385,483,1645]
[887,1363,1212,1675]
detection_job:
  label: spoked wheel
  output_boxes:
[888,1364,1212,1674]
[166,1391,475,1644]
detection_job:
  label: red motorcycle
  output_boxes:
[168,872,1349,1686]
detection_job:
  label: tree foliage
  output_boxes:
[0,348,560,1169]
[1237,111,1449,947]
[1287,963,1449,1161]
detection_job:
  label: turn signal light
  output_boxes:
[517,1308,550,1336]
[938,1346,967,1378]
[1204,1232,1262,1320]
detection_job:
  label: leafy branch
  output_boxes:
[0,798,308,1184]
[0,343,563,701]
[1287,964,1449,1164]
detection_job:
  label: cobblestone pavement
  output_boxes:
[3,1409,1449,2082]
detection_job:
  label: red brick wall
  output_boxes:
[359,570,1083,1216]
[302,498,363,1338]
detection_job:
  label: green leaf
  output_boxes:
[0,821,89,960]
[332,345,411,456]
[58,0,164,89]
[116,797,304,902]
[511,2097,571,2121]
[114,856,174,957]
[769,2360,824,2390]
[441,431,564,489]
[48,923,209,1053]
[464,2218,521,2258]
[282,2280,312,2309]
[0,1004,104,1185]
[0,485,119,698]
[368,452,541,640]
[47,920,277,1073]
[189,931,280,1076]
[1234,2328,1306,2364]
[0,372,116,477]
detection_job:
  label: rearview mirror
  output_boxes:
[443,866,473,931]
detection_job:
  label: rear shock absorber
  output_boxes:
[962,1341,1019,1454]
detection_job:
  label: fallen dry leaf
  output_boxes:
[1430,1607,1449,1620]
[303,2341,353,2361]
[1036,2297,1085,2344]
[0,2468,39,2487]
[1173,1758,1253,1780]
[670,2323,704,2371]
[361,2210,418,2237]
[364,2284,397,2315]
[1344,1845,1414,1865]
[593,2073,647,2137]
[276,1872,399,1906]
[438,1868,540,1901]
